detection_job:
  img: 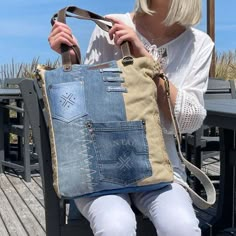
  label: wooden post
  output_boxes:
[207,0,216,77]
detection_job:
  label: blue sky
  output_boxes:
[1,0,235,65]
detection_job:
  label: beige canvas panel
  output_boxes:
[118,57,174,185]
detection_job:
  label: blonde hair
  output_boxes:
[134,0,202,27]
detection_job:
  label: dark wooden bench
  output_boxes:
[0,81,39,182]
[205,78,236,100]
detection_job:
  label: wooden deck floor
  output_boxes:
[0,172,45,236]
[0,154,220,236]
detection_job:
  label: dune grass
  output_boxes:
[215,50,236,80]
[0,57,60,80]
[1,50,236,81]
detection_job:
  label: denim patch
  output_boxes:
[86,120,152,186]
[53,119,99,196]
[48,81,87,123]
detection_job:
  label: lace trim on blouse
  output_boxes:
[161,89,206,134]
[174,90,206,134]
[136,31,168,67]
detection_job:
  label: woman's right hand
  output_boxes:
[106,16,152,59]
[48,21,78,55]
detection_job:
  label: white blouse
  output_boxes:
[84,13,214,184]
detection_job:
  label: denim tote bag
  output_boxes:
[37,6,216,210]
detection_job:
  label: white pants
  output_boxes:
[74,183,201,236]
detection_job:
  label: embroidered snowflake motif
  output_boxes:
[60,93,76,108]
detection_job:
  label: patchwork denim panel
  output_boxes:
[86,120,152,186]
[53,119,152,197]
[53,120,97,196]
[45,63,127,123]
[83,66,127,122]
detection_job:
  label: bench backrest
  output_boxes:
[204,78,236,99]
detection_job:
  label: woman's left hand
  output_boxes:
[106,16,152,59]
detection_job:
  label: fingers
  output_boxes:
[106,16,137,46]
[109,24,123,41]
[48,21,77,53]
[105,16,123,25]
[105,16,149,58]
[105,16,127,41]
[112,29,129,45]
[109,23,135,46]
[108,22,130,43]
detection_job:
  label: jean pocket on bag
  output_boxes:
[48,81,87,122]
[86,120,152,186]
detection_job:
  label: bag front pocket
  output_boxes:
[86,120,152,186]
[48,81,87,122]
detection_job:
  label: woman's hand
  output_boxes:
[106,16,152,59]
[48,21,79,62]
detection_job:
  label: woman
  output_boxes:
[48,0,214,235]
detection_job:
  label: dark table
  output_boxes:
[0,88,22,170]
[0,88,35,182]
[204,99,236,234]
